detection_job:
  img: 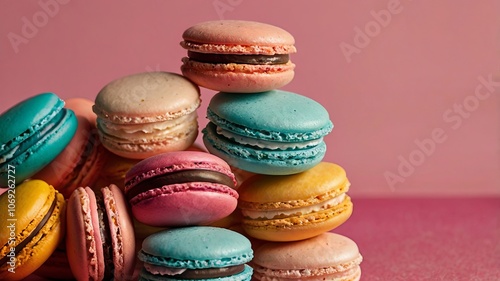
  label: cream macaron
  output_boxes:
[93,72,201,159]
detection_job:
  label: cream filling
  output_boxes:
[144,263,186,276]
[216,127,322,150]
[0,146,18,164]
[242,193,346,220]
[100,113,197,134]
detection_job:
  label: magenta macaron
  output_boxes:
[125,151,238,227]
[180,20,296,93]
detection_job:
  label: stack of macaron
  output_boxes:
[180,20,363,280]
[0,19,361,281]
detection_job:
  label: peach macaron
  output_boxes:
[252,232,363,281]
[180,20,296,93]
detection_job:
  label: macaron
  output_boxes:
[238,162,353,242]
[93,71,201,159]
[66,184,136,280]
[124,151,238,227]
[0,179,66,281]
[0,93,77,186]
[33,114,108,199]
[95,152,141,191]
[202,90,333,175]
[180,20,296,93]
[252,232,363,281]
[137,226,253,281]
[64,97,97,125]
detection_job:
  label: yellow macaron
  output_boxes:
[238,162,353,242]
[0,180,65,280]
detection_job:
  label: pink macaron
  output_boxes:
[180,20,296,93]
[66,184,136,281]
[124,151,238,227]
[252,232,363,281]
[33,98,108,198]
[65,97,97,125]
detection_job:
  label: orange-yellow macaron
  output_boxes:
[238,162,353,242]
[0,180,65,280]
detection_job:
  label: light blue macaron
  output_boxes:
[0,93,77,186]
[202,90,333,175]
[138,226,253,281]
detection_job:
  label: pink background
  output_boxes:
[1,0,499,197]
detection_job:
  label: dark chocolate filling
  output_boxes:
[0,195,58,266]
[168,264,245,279]
[95,191,114,280]
[126,169,235,201]
[188,51,289,65]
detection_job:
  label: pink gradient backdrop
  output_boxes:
[1,0,499,197]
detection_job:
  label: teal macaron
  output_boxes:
[138,226,253,281]
[0,93,77,187]
[202,90,333,175]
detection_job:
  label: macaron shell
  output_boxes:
[131,184,238,226]
[242,195,353,242]
[65,97,97,125]
[181,61,295,93]
[238,162,349,203]
[0,180,65,281]
[93,72,200,124]
[101,184,136,280]
[181,20,296,54]
[139,226,253,268]
[125,151,235,188]
[203,123,326,175]
[252,232,362,280]
[207,90,332,139]
[66,187,105,280]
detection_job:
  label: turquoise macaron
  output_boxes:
[202,90,333,175]
[0,93,77,187]
[138,226,253,281]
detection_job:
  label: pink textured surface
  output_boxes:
[1,1,498,196]
[333,197,500,281]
